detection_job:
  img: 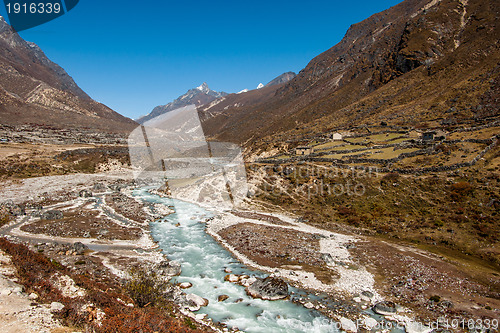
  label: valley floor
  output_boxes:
[0,167,498,332]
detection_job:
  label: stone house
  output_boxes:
[331,132,343,141]
[295,146,314,155]
[422,131,435,141]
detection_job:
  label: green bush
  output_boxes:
[125,269,171,308]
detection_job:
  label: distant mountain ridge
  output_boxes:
[0,16,136,133]
[138,71,297,124]
[137,82,227,124]
[265,72,296,87]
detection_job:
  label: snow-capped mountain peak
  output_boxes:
[137,82,227,123]
[196,82,210,93]
[257,83,264,89]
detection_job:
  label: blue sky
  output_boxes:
[1,0,402,119]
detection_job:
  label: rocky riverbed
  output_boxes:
[0,173,498,332]
[206,208,500,331]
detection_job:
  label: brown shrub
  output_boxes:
[337,206,355,216]
[381,172,400,185]
[450,181,474,200]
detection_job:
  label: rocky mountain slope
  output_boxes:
[265,72,296,87]
[201,0,499,146]
[0,16,137,133]
[197,72,297,128]
[137,82,227,124]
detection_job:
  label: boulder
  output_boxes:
[78,189,93,198]
[72,242,88,255]
[246,276,289,300]
[360,290,374,302]
[373,301,397,316]
[179,282,192,289]
[224,274,239,283]
[9,204,25,216]
[304,302,314,309]
[92,183,107,192]
[439,300,454,308]
[218,295,229,302]
[41,210,63,220]
[50,302,65,312]
[186,293,208,311]
[340,317,358,333]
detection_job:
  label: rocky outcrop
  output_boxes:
[246,276,289,301]
[1,200,25,216]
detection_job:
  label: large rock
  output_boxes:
[246,276,289,300]
[186,293,209,311]
[179,282,192,289]
[360,290,374,302]
[72,242,88,255]
[224,274,239,283]
[373,301,397,316]
[50,302,65,312]
[2,200,25,216]
[340,317,358,333]
[9,204,25,216]
[217,295,229,302]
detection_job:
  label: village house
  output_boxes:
[331,132,343,141]
[422,131,436,141]
[295,146,314,155]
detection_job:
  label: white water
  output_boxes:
[133,188,339,333]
